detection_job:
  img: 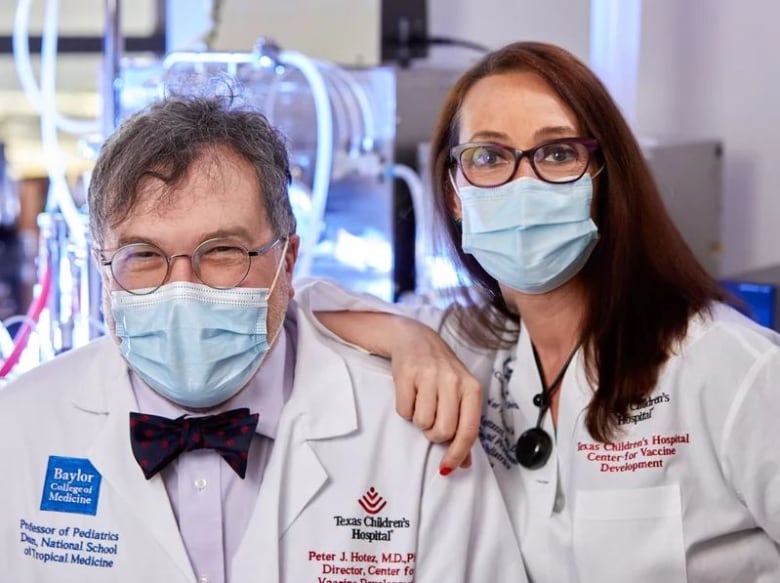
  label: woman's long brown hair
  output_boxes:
[429,41,726,442]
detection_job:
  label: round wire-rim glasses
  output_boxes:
[450,137,600,187]
[98,237,286,295]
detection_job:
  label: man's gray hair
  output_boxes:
[88,94,296,246]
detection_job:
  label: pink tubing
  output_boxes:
[0,266,52,378]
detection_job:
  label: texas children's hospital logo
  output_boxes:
[332,487,411,542]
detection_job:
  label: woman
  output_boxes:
[306,41,780,582]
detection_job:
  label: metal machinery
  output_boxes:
[8,53,400,376]
[120,44,398,301]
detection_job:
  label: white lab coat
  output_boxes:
[298,280,780,583]
[0,301,527,582]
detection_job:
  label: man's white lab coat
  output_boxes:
[0,303,526,582]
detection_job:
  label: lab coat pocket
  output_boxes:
[573,484,687,583]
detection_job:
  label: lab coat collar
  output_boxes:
[70,338,196,581]
[70,336,124,414]
[282,301,359,440]
[232,303,359,580]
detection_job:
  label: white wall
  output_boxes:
[638,0,780,276]
[426,0,590,67]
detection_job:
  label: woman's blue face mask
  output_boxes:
[455,174,599,293]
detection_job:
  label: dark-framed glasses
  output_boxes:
[451,137,600,187]
[99,237,285,295]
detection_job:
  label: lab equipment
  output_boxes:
[4,3,402,378]
[0,143,23,326]
[5,0,462,377]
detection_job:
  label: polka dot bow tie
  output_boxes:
[129,408,259,479]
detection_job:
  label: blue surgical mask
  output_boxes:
[109,246,287,408]
[457,175,599,294]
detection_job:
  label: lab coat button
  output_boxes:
[198,577,208,583]
[553,492,565,513]
[194,478,207,491]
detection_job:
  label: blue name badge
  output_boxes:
[40,456,102,516]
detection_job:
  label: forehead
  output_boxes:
[458,71,581,146]
[104,146,269,248]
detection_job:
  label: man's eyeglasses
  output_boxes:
[99,237,285,295]
[450,137,600,187]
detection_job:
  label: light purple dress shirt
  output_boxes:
[130,316,296,583]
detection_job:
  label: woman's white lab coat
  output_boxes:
[0,303,526,582]
[299,281,780,583]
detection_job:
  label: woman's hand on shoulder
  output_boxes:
[386,316,482,475]
[315,310,482,474]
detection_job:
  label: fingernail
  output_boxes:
[439,466,453,476]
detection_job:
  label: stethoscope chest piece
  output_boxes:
[515,426,553,470]
[515,341,580,470]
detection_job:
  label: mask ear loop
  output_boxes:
[267,238,290,294]
[265,237,291,349]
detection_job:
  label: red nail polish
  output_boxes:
[439,466,453,476]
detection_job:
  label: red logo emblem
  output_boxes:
[358,487,387,515]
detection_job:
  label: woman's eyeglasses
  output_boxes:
[451,137,600,187]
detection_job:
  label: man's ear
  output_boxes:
[284,234,300,299]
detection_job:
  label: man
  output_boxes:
[0,96,525,582]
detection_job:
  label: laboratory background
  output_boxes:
[0,0,777,379]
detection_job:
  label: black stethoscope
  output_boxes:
[515,343,579,470]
